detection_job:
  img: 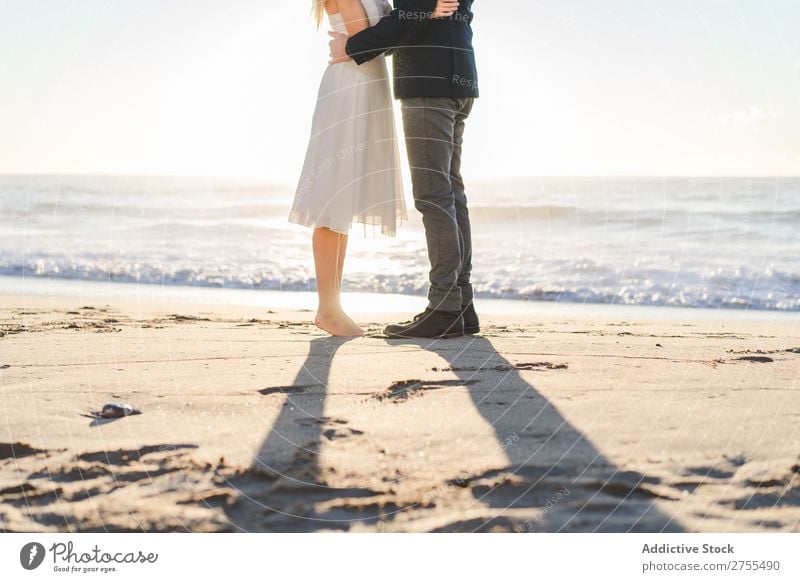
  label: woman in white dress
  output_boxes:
[289,0,457,337]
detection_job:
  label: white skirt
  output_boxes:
[288,56,407,237]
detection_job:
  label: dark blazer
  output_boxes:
[345,0,479,100]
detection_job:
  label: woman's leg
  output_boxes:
[312,227,363,336]
[334,233,365,331]
[336,231,347,291]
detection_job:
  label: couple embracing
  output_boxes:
[288,0,479,339]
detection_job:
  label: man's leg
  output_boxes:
[400,97,463,312]
[449,98,475,308]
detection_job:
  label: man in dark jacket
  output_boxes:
[329,0,480,339]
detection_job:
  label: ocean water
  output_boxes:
[1,174,798,311]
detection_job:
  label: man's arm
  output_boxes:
[328,0,372,64]
[345,0,439,65]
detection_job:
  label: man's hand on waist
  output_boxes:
[328,32,350,65]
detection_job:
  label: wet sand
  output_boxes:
[1,293,798,532]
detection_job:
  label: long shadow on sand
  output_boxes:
[406,335,682,532]
[223,337,391,531]
[223,334,682,532]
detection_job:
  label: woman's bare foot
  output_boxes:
[343,313,364,334]
[314,310,364,337]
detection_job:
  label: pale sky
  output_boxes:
[1,0,798,184]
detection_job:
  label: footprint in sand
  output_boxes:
[375,378,480,402]
[735,356,774,363]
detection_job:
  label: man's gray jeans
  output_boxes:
[400,97,474,313]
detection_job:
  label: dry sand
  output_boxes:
[1,293,799,532]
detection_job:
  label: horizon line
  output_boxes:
[2,171,799,184]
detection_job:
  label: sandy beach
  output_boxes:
[1,291,798,533]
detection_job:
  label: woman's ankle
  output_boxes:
[316,304,344,318]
